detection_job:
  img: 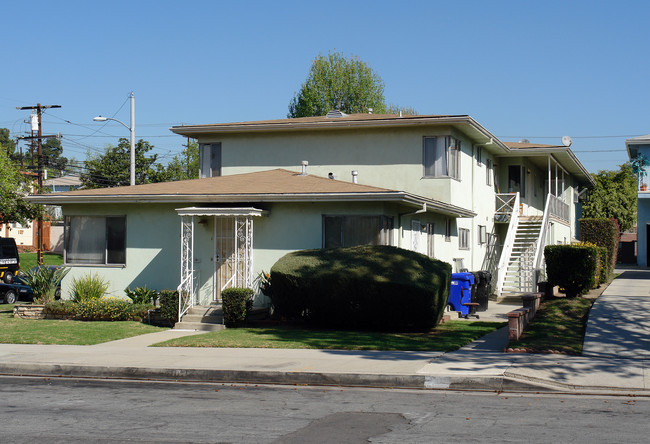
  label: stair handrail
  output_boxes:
[177,273,194,322]
[533,193,552,281]
[496,192,520,297]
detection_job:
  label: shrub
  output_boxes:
[74,297,153,321]
[222,288,254,327]
[70,273,109,302]
[125,285,158,305]
[580,218,618,279]
[19,266,69,304]
[545,245,599,298]
[270,245,451,331]
[159,289,179,323]
[44,300,76,317]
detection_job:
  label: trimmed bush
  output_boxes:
[44,300,76,318]
[545,245,599,298]
[270,245,451,331]
[222,287,255,327]
[70,273,109,302]
[159,289,179,323]
[74,297,152,321]
[580,218,618,279]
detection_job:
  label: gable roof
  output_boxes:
[27,169,476,218]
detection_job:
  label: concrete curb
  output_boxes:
[0,363,569,392]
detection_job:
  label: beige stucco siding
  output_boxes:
[60,203,181,300]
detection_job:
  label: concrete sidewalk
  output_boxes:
[0,270,648,393]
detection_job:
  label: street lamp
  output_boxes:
[93,91,135,186]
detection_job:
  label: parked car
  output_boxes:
[0,237,20,283]
[1,282,19,304]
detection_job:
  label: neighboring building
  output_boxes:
[43,174,83,193]
[626,135,650,267]
[29,113,594,317]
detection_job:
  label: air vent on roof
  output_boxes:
[326,110,348,118]
[519,139,530,144]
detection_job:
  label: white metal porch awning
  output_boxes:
[175,207,268,217]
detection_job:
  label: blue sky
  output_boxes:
[1,0,648,172]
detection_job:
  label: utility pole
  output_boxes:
[16,103,61,265]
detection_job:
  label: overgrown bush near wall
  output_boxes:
[545,245,599,298]
[580,218,619,278]
[159,290,179,323]
[70,273,109,302]
[222,288,254,327]
[270,245,451,331]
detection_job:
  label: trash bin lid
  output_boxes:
[451,272,475,283]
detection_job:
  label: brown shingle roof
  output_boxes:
[41,169,391,197]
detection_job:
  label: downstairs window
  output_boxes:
[64,216,126,265]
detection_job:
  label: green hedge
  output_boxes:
[222,287,254,327]
[580,218,619,278]
[159,290,179,323]
[44,298,153,321]
[269,245,451,331]
[545,245,599,298]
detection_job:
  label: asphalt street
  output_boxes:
[1,376,648,443]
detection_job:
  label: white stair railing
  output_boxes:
[533,194,552,286]
[495,192,520,297]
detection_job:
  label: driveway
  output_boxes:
[582,268,650,358]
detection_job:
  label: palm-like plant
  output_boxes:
[20,265,70,304]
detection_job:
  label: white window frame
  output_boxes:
[445,218,451,242]
[478,225,487,245]
[199,143,222,178]
[423,136,461,179]
[486,158,493,186]
[64,215,126,265]
[459,228,470,250]
[427,223,435,258]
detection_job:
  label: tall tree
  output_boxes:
[0,128,17,157]
[161,140,199,182]
[24,137,69,173]
[0,150,40,225]
[288,51,387,117]
[582,163,637,232]
[81,138,162,188]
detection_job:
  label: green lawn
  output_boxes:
[153,320,506,351]
[19,252,64,271]
[0,303,166,345]
[510,296,594,354]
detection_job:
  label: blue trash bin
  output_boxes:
[449,272,476,317]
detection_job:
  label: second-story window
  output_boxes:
[486,159,493,186]
[199,143,222,178]
[423,136,460,179]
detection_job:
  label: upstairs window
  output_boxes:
[423,136,460,179]
[459,228,470,250]
[486,159,493,186]
[199,143,222,178]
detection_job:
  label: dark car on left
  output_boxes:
[1,266,63,304]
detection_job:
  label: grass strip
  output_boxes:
[19,252,64,271]
[510,297,594,355]
[0,304,165,345]
[153,320,506,351]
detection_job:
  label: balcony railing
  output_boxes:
[495,193,517,221]
[548,194,569,222]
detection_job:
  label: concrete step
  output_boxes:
[173,321,225,332]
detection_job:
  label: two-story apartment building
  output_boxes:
[627,135,650,267]
[29,113,593,319]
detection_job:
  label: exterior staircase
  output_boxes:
[174,304,225,331]
[500,217,543,298]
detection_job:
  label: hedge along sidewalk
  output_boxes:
[152,321,506,352]
[0,304,166,345]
